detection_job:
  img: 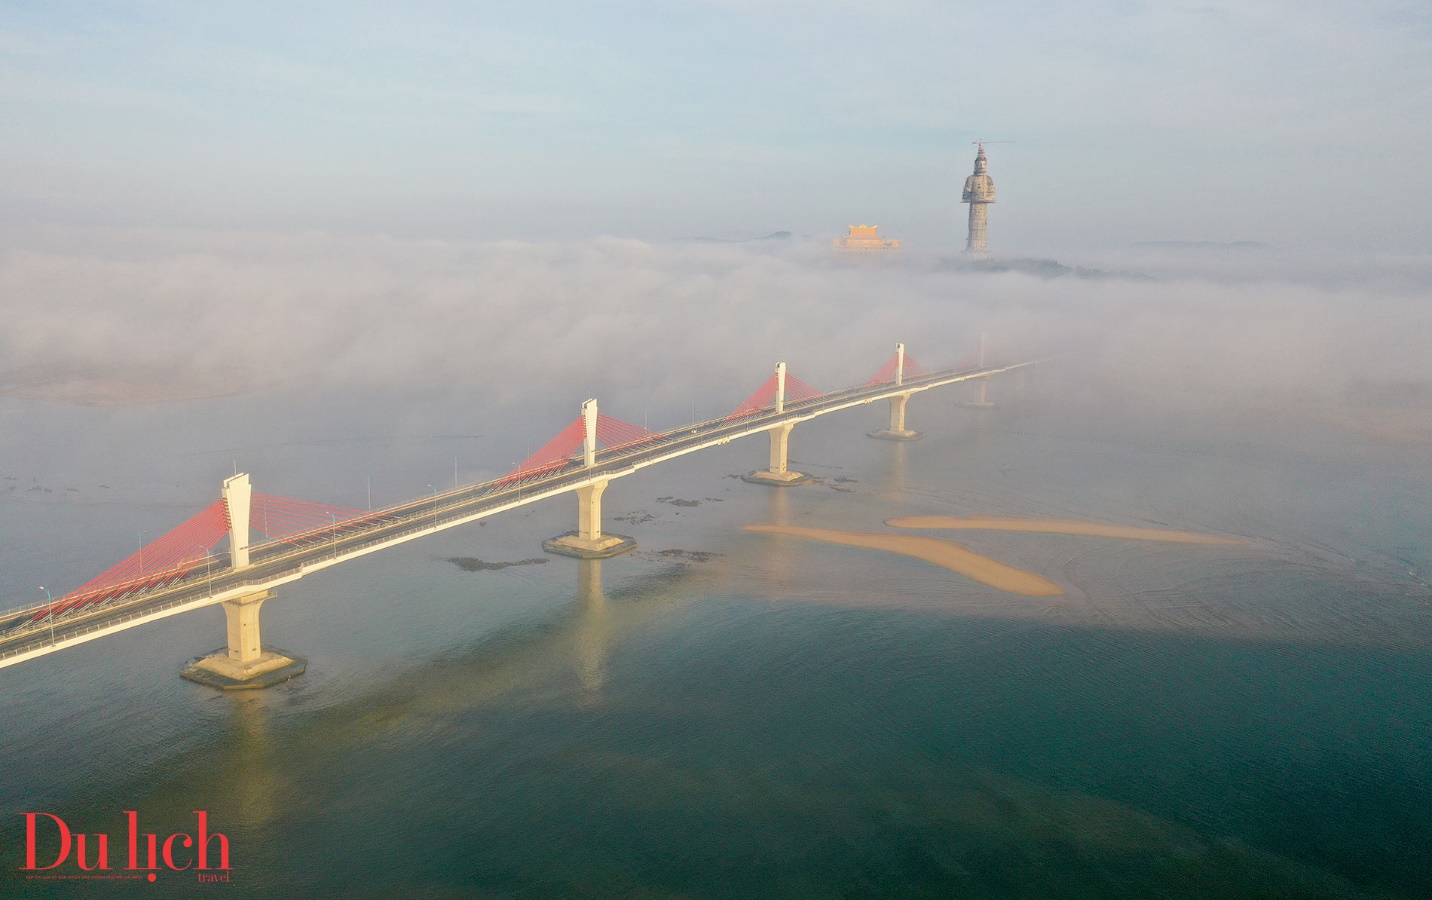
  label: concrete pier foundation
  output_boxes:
[743,422,814,486]
[868,392,923,441]
[957,337,996,409]
[181,590,306,690]
[545,480,636,559]
[957,376,996,409]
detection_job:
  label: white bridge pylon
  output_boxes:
[222,472,252,569]
[867,342,921,442]
[742,361,813,486]
[543,398,635,560]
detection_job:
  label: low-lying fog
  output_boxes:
[3,229,1428,411]
[0,228,1428,606]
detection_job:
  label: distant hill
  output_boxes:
[940,257,1154,281]
[1131,241,1267,250]
[687,231,793,244]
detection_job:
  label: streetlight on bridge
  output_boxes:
[38,586,53,646]
[194,546,214,598]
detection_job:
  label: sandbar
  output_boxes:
[744,525,1063,597]
[886,515,1242,545]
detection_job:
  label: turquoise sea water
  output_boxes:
[1,374,1430,897]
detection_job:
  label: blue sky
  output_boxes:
[2,1,1429,251]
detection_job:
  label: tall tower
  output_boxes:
[961,143,996,260]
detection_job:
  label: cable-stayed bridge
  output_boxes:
[0,342,1035,687]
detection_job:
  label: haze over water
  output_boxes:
[3,0,1430,893]
[2,278,1430,897]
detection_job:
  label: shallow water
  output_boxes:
[1,376,1430,897]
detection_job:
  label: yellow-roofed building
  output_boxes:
[833,224,900,251]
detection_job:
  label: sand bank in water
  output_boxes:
[744,525,1063,597]
[886,515,1243,545]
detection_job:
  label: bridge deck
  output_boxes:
[0,361,1033,667]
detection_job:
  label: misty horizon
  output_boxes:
[3,2,1429,252]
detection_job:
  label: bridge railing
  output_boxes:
[1,560,215,628]
[0,567,304,663]
[3,416,710,635]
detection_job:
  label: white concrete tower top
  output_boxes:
[582,399,598,468]
[222,472,252,569]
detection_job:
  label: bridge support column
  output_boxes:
[743,422,814,486]
[962,333,996,409]
[180,589,307,690]
[868,392,923,441]
[967,376,995,409]
[544,480,636,559]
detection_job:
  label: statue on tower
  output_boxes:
[962,143,997,260]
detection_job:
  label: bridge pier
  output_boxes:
[545,480,636,559]
[744,362,813,486]
[868,393,923,441]
[867,343,922,441]
[961,376,995,409]
[960,335,996,409]
[180,589,307,690]
[743,422,813,486]
[544,400,636,559]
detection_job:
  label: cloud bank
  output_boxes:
[1,229,1429,421]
